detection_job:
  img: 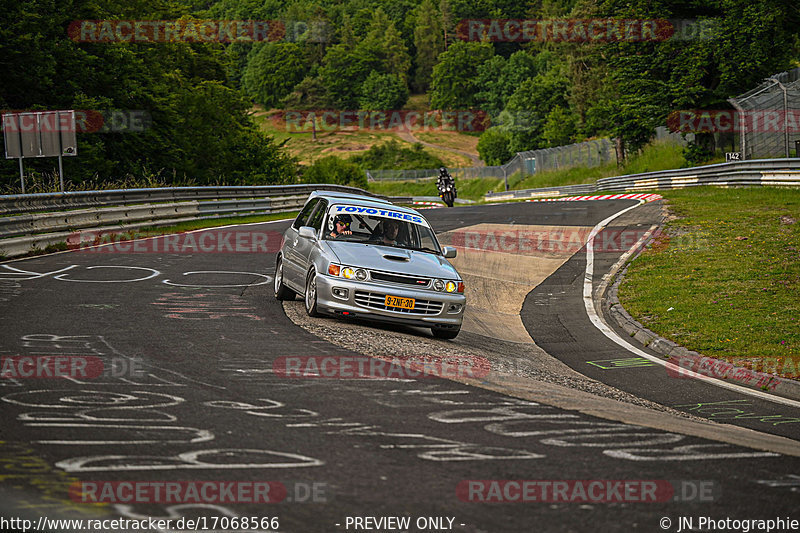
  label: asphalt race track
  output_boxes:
[1,199,798,533]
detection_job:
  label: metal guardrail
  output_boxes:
[484,159,800,200]
[0,185,388,258]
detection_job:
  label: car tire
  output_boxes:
[431,327,460,340]
[305,268,321,317]
[274,257,295,301]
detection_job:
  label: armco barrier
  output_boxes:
[484,159,800,200]
[0,185,389,258]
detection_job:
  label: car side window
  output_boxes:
[293,199,319,229]
[307,200,328,232]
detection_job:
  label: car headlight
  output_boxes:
[355,268,367,281]
[433,279,445,292]
[342,267,356,279]
[445,281,457,293]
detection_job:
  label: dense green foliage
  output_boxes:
[5,0,799,189]
[476,128,512,166]
[242,43,308,109]
[350,140,445,170]
[301,156,366,188]
[359,72,409,110]
[1,0,297,190]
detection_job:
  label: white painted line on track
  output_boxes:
[582,201,800,409]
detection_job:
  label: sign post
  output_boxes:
[2,110,78,193]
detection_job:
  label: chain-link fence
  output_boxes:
[728,67,800,159]
[516,139,614,174]
[366,138,612,187]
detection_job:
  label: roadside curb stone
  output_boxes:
[602,232,800,402]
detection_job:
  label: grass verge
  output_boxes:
[618,187,800,379]
[511,142,695,191]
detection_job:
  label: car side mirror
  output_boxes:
[298,226,317,240]
[442,246,457,258]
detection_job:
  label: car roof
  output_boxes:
[308,190,421,216]
[308,190,393,205]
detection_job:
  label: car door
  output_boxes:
[283,198,319,288]
[293,200,328,284]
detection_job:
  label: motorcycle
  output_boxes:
[437,174,457,207]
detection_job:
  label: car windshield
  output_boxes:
[323,206,442,254]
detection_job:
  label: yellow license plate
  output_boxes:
[385,295,415,309]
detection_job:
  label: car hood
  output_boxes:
[323,241,459,279]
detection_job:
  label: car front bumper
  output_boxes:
[315,274,465,328]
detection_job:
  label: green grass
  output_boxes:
[367,177,504,202]
[512,142,691,191]
[135,211,299,235]
[618,187,800,379]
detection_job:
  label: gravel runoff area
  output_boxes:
[283,300,710,423]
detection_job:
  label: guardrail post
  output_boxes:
[18,158,25,194]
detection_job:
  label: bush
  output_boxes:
[349,140,444,170]
[477,128,513,165]
[682,142,714,166]
[302,156,367,189]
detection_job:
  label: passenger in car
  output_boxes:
[379,219,402,246]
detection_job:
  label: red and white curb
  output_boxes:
[528,193,663,203]
[413,201,446,209]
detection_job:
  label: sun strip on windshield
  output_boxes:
[330,204,430,228]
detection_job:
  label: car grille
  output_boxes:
[354,291,443,315]
[369,270,430,287]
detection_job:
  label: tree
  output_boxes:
[372,14,411,82]
[502,68,571,152]
[593,0,800,158]
[430,41,494,109]
[0,1,296,188]
[241,43,308,109]
[359,72,409,110]
[280,76,330,110]
[319,9,410,109]
[477,128,513,165]
[319,42,384,109]
[412,0,445,92]
[543,106,578,147]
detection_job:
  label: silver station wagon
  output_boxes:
[274,191,465,339]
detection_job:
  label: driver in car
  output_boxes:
[328,214,353,239]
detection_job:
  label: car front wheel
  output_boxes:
[274,257,295,301]
[305,268,321,317]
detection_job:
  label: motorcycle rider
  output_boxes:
[437,167,456,206]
